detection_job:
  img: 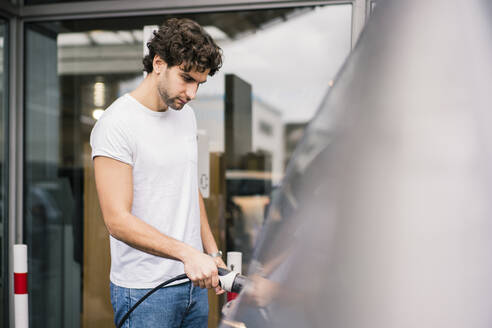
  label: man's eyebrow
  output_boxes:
[181,73,195,80]
[182,72,207,84]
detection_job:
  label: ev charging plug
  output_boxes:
[218,267,248,293]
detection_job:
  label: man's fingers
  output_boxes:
[191,274,216,289]
[215,286,225,295]
[192,278,199,287]
[205,266,218,289]
[212,274,219,289]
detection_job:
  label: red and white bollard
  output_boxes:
[14,244,28,328]
[226,252,242,301]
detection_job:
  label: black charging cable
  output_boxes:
[116,273,188,328]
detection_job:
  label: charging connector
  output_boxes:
[218,267,248,293]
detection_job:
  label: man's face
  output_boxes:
[157,63,210,110]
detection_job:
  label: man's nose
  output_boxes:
[185,83,198,100]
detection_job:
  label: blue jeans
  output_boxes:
[110,281,209,328]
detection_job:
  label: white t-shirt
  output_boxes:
[90,93,202,288]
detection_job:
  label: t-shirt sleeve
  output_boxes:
[90,115,134,166]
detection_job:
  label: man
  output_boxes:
[90,18,225,327]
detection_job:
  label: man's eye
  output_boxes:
[183,76,194,82]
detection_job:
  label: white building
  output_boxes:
[191,94,284,185]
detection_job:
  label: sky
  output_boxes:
[197,4,353,123]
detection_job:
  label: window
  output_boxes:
[259,121,273,136]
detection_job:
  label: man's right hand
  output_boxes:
[182,249,219,289]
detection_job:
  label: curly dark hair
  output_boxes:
[143,18,223,76]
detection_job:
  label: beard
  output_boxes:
[157,84,184,110]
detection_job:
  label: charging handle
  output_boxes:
[218,268,239,292]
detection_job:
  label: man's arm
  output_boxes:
[94,156,219,289]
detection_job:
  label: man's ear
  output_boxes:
[153,55,167,74]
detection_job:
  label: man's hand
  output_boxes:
[182,249,219,289]
[213,257,227,295]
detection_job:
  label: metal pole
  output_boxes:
[8,14,24,328]
[13,245,28,328]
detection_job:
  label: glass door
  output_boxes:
[24,5,352,326]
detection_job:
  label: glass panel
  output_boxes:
[0,19,6,328]
[24,25,81,328]
[24,6,351,327]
